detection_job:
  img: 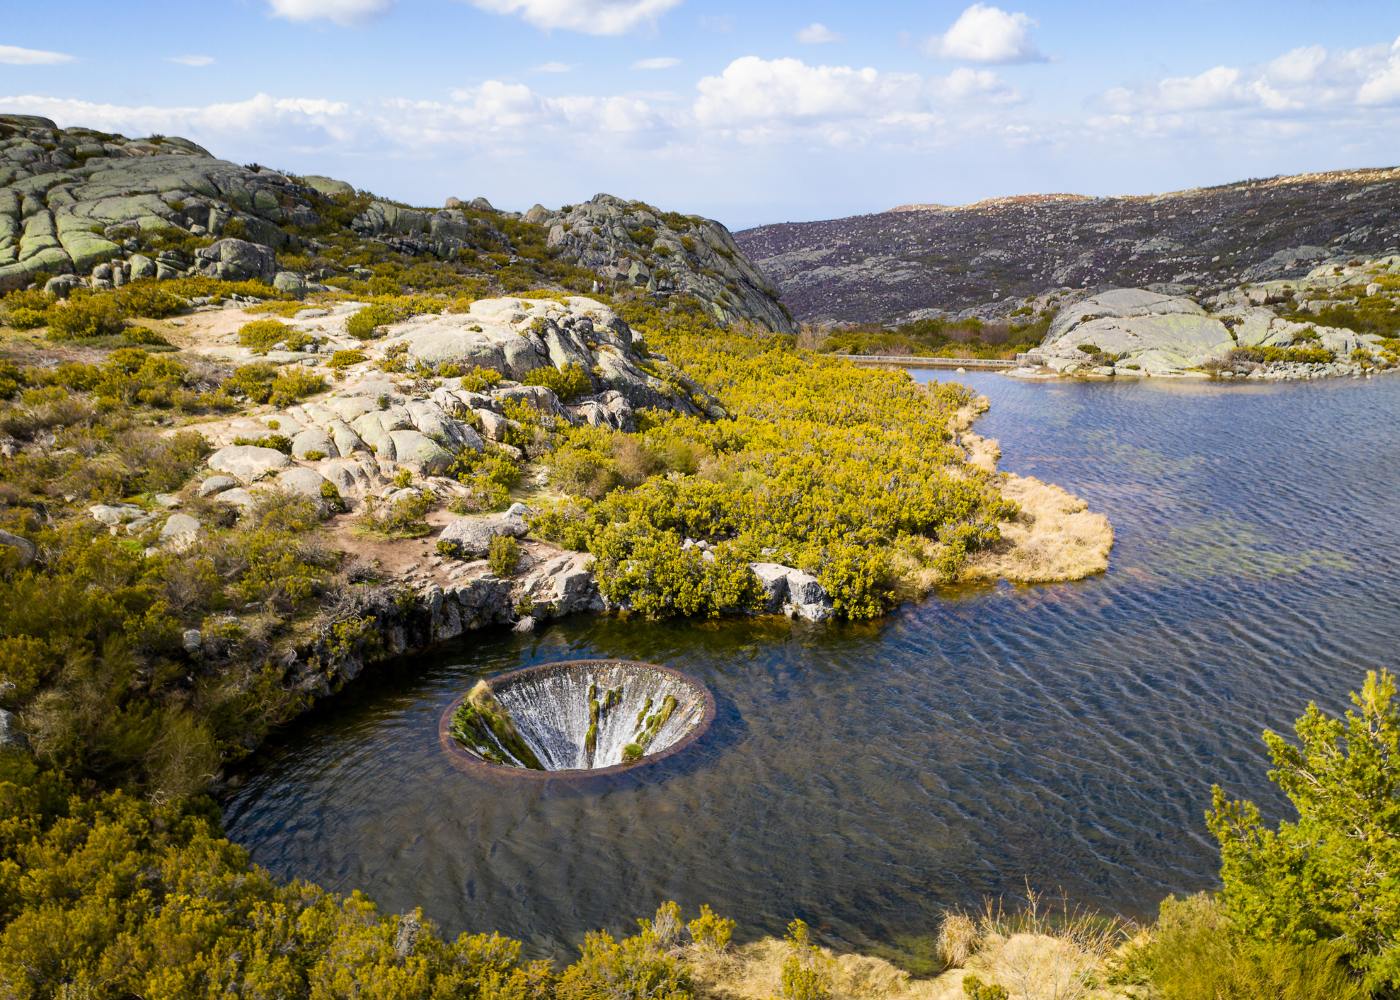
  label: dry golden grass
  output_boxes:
[689,937,935,1000]
[965,474,1113,584]
[943,392,1113,586]
[687,928,1136,1000]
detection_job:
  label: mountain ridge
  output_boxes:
[736,165,1400,327]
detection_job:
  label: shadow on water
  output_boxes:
[224,372,1400,961]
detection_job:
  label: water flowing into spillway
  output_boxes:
[440,660,714,775]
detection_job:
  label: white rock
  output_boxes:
[197,475,238,497]
[208,445,291,484]
[159,513,202,550]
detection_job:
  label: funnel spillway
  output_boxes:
[441,660,713,777]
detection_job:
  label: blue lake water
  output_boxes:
[224,371,1400,960]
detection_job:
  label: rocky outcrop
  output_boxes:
[0,114,315,292]
[736,166,1400,327]
[1032,289,1234,376]
[534,195,796,333]
[438,507,529,558]
[0,116,793,334]
[195,238,277,283]
[750,562,835,622]
[0,529,35,568]
[188,296,715,508]
[1025,255,1400,379]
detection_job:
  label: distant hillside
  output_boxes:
[735,168,1400,326]
[0,114,792,332]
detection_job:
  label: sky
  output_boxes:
[2,1,1400,229]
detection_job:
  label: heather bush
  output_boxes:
[522,362,593,400]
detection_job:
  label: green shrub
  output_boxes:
[113,281,184,319]
[319,479,346,512]
[455,364,503,392]
[687,904,735,953]
[1,288,54,330]
[358,490,432,538]
[487,534,520,576]
[224,363,327,406]
[238,318,310,353]
[961,976,1008,1000]
[327,348,367,370]
[780,919,833,1000]
[346,303,395,339]
[1132,894,1366,1000]
[232,434,292,453]
[46,293,125,339]
[557,902,693,1000]
[344,296,442,340]
[1209,669,1400,992]
[521,362,593,401]
[1228,344,1335,365]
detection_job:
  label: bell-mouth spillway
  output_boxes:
[438,659,716,779]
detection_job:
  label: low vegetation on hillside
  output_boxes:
[804,310,1055,361]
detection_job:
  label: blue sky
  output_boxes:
[3,1,1400,229]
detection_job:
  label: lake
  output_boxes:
[223,370,1400,960]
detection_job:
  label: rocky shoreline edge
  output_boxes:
[214,388,1113,783]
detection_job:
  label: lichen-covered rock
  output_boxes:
[195,238,276,283]
[0,528,36,567]
[749,562,834,621]
[0,708,26,750]
[438,510,528,558]
[1036,289,1235,376]
[159,512,202,550]
[274,466,330,499]
[207,444,292,483]
[0,115,317,290]
[197,475,237,497]
[518,550,604,616]
[535,194,796,333]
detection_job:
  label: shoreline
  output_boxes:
[218,366,1115,788]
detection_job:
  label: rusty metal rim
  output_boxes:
[437,659,717,782]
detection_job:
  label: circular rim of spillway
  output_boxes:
[437,659,717,780]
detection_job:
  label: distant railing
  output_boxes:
[834,354,1023,370]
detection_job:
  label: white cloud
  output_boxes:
[0,93,357,149]
[1359,37,1400,104]
[633,56,679,70]
[796,23,841,45]
[691,56,1018,143]
[0,44,75,66]
[928,4,1042,64]
[935,67,1019,103]
[1104,36,1400,118]
[695,57,922,129]
[1107,65,1246,113]
[532,61,572,73]
[168,54,216,67]
[467,0,681,35]
[1266,46,1327,85]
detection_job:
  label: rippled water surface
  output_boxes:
[224,372,1400,958]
